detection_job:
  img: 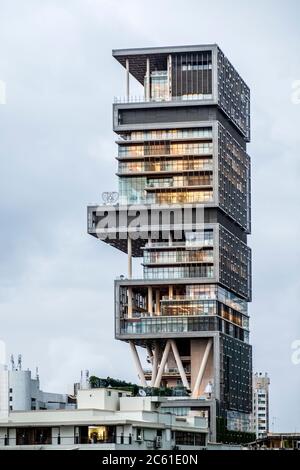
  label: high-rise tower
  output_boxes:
[88,45,253,442]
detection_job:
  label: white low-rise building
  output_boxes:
[0,364,72,413]
[0,388,209,450]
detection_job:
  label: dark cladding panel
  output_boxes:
[218,123,251,233]
[171,52,213,97]
[220,334,252,414]
[217,48,250,142]
[219,225,252,301]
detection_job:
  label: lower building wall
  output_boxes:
[59,425,75,445]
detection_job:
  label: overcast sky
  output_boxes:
[0,0,299,431]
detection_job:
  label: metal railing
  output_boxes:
[114,94,213,104]
[143,367,191,376]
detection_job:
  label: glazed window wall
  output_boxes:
[120,128,212,141]
[161,299,217,316]
[143,265,214,280]
[119,177,147,204]
[145,230,214,249]
[146,174,213,188]
[120,316,219,335]
[159,298,247,330]
[147,190,213,204]
[184,285,247,315]
[119,178,213,204]
[118,142,213,158]
[185,230,214,248]
[175,432,206,446]
[118,157,213,174]
[149,71,169,101]
[143,249,213,264]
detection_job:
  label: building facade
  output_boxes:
[252,372,270,438]
[88,44,253,442]
[0,388,209,449]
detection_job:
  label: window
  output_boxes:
[175,431,206,446]
[136,428,143,441]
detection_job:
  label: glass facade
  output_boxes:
[146,174,212,188]
[118,142,213,158]
[121,316,220,335]
[149,71,169,101]
[143,249,213,265]
[144,265,214,280]
[118,157,213,174]
[147,190,213,204]
[119,178,213,205]
[119,127,212,141]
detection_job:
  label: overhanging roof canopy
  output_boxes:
[112,44,217,84]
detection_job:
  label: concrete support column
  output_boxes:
[192,339,213,398]
[129,341,147,387]
[148,286,153,315]
[155,289,160,315]
[168,285,173,299]
[167,54,172,100]
[126,58,130,100]
[154,340,171,388]
[127,237,132,279]
[127,287,133,319]
[146,57,150,101]
[151,344,159,387]
[170,340,190,390]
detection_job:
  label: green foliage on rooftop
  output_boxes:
[89,376,189,397]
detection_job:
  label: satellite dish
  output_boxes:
[138,389,147,397]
